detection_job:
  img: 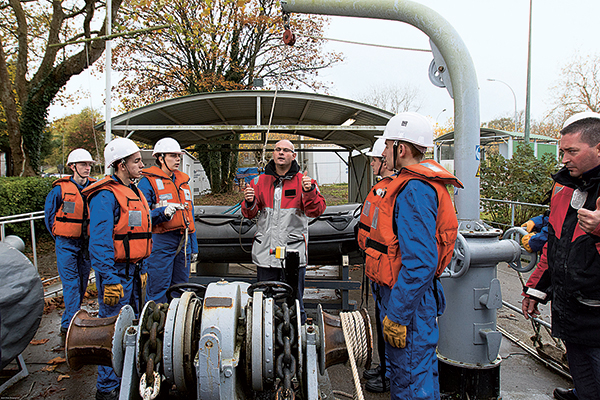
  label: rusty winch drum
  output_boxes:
[66,305,134,375]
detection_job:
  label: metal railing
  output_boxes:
[0,211,45,269]
[481,198,548,228]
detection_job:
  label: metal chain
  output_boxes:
[274,302,297,400]
[139,303,167,396]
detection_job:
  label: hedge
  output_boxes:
[0,177,55,239]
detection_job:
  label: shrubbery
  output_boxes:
[480,144,560,227]
[0,177,55,238]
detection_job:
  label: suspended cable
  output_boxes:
[297,33,431,53]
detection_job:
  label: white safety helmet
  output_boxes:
[377,112,434,150]
[152,137,183,156]
[67,148,95,165]
[104,137,140,167]
[366,138,386,158]
[563,111,600,129]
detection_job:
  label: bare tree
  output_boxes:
[357,83,423,113]
[550,53,600,119]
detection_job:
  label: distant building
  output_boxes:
[434,128,559,173]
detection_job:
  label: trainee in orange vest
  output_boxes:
[364,160,463,288]
[357,176,393,251]
[83,177,152,263]
[141,166,195,234]
[52,177,96,238]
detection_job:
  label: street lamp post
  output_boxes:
[436,108,447,124]
[487,78,517,133]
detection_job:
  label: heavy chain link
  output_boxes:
[139,303,167,396]
[139,371,161,400]
[274,302,297,400]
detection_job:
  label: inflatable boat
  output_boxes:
[194,203,362,265]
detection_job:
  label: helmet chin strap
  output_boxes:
[393,140,399,172]
[161,154,175,175]
[376,158,383,176]
[73,163,88,182]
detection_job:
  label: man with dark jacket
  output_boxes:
[522,112,600,400]
[242,140,326,323]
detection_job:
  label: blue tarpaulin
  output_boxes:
[235,167,260,185]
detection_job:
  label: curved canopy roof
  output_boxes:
[435,127,558,146]
[104,90,394,152]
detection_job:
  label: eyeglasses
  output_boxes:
[274,147,294,153]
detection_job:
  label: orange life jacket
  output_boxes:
[364,160,463,288]
[141,166,196,234]
[357,176,393,251]
[83,176,152,263]
[52,177,96,238]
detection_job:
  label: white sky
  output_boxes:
[49,0,599,128]
[319,0,599,126]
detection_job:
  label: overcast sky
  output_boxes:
[318,0,598,127]
[49,0,599,128]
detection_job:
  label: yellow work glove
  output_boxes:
[522,232,534,253]
[140,273,148,294]
[521,220,535,233]
[103,284,124,306]
[383,316,407,349]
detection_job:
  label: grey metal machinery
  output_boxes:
[65,279,373,400]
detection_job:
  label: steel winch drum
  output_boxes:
[195,203,363,265]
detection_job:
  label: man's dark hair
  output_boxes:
[561,117,600,147]
[155,154,164,168]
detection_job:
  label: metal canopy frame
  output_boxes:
[101,90,394,152]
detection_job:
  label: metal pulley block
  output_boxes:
[283,28,296,46]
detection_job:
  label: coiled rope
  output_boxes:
[339,310,370,400]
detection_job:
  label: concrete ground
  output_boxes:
[1,262,571,400]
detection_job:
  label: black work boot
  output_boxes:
[363,364,382,381]
[365,374,390,393]
[59,327,68,348]
[553,388,578,400]
[96,388,119,400]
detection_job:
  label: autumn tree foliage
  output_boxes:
[0,0,123,176]
[43,108,105,174]
[113,0,340,108]
[110,0,341,192]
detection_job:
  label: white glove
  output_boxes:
[191,253,198,263]
[164,204,184,218]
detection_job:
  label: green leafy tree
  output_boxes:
[480,143,560,227]
[0,0,124,176]
[43,108,105,173]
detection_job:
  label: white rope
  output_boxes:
[260,27,293,167]
[339,310,370,400]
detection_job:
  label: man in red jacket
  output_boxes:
[242,140,326,323]
[522,112,600,400]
